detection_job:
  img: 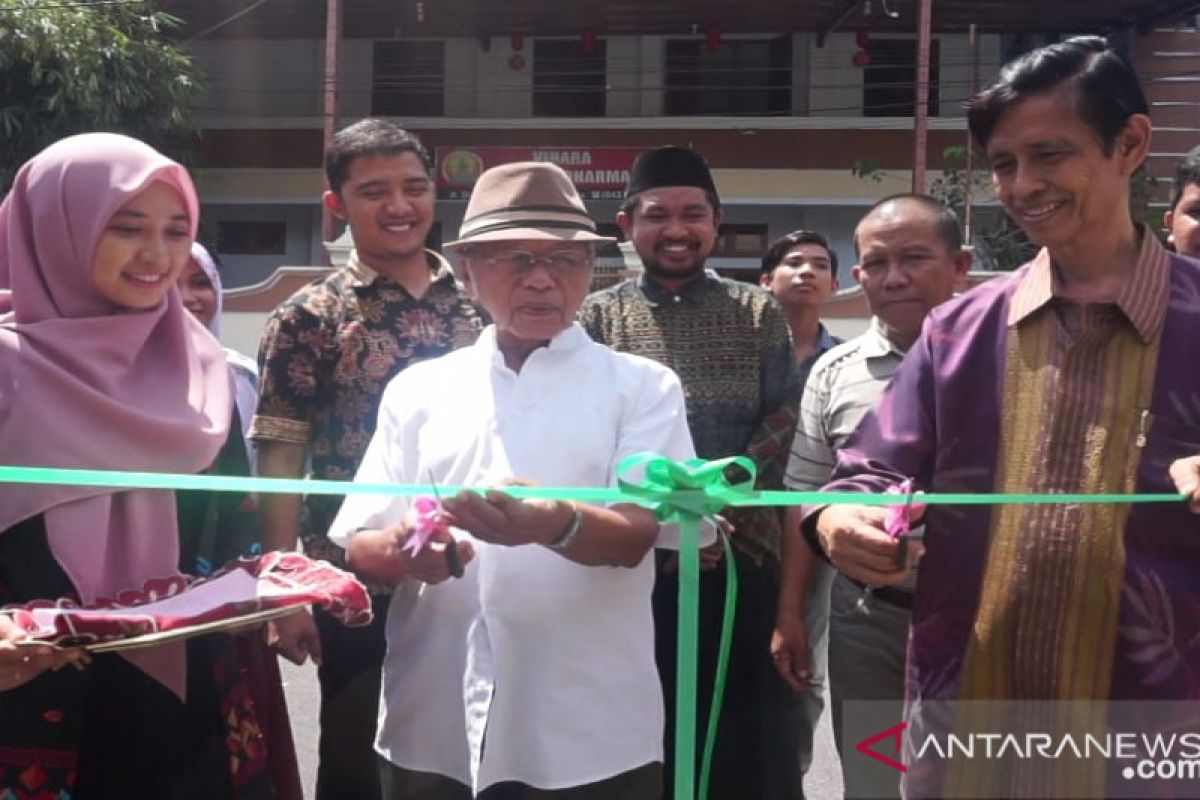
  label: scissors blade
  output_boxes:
[425,470,463,578]
[426,469,443,504]
[894,478,915,569]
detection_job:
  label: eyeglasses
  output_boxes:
[476,250,591,274]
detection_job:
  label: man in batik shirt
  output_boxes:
[249,119,482,800]
[808,38,1200,798]
[580,146,803,800]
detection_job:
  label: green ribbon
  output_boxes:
[617,453,753,800]
[0,465,1186,507]
[0,459,1189,800]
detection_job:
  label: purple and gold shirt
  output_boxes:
[812,231,1200,796]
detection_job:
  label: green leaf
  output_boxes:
[0,0,203,194]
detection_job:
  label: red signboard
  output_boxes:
[436,146,648,200]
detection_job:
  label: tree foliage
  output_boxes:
[0,0,204,193]
[928,145,1037,271]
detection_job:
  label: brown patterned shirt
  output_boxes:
[579,272,802,563]
[249,250,484,575]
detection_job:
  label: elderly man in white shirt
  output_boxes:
[328,161,700,800]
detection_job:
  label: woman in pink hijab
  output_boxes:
[0,133,270,797]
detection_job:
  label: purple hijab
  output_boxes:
[0,133,232,695]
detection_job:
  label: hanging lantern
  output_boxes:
[509,53,526,71]
[856,27,870,49]
[852,50,872,68]
[510,33,524,52]
[582,29,598,54]
[705,26,722,53]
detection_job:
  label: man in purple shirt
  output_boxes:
[806,36,1200,798]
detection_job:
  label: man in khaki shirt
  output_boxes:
[774,194,969,798]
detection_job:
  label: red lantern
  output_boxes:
[510,33,524,52]
[852,50,871,68]
[705,27,722,53]
[856,27,870,49]
[582,29,598,53]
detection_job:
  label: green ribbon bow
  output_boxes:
[617,452,753,800]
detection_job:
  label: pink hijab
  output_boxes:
[0,133,232,695]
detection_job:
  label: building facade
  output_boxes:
[170,1,1200,355]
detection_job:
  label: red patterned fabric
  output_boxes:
[5,552,371,647]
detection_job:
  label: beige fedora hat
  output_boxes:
[443,161,615,250]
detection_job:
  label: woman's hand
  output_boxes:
[0,614,89,692]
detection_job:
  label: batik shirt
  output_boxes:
[249,250,483,578]
[580,272,801,563]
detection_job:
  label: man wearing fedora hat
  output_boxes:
[329,161,705,799]
[580,146,803,800]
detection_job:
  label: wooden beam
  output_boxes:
[912,0,933,193]
[321,0,342,251]
[1131,0,1200,32]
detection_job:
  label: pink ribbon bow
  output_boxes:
[884,478,926,539]
[401,496,446,556]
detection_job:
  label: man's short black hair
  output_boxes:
[854,194,963,257]
[324,119,434,194]
[760,230,838,279]
[1170,145,1200,212]
[967,36,1148,155]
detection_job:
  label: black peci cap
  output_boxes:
[624,146,719,199]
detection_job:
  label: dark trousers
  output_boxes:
[314,595,391,800]
[829,574,908,800]
[380,760,662,800]
[653,550,802,800]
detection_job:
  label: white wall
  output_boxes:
[606,36,643,116]
[202,203,319,287]
[476,38,533,117]
[222,312,270,363]
[937,33,1003,117]
[444,39,479,117]
[809,33,863,117]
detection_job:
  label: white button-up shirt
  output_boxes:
[329,323,698,791]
